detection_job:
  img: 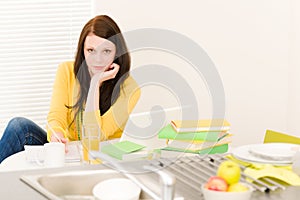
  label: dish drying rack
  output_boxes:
[146,154,287,198]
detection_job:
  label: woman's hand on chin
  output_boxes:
[91,63,120,86]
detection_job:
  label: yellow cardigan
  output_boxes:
[47,61,141,141]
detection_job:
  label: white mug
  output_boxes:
[25,142,65,167]
[40,142,65,167]
[24,145,44,163]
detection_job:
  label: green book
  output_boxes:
[162,143,229,154]
[158,124,227,142]
[101,140,146,160]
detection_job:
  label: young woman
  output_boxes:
[0,15,141,163]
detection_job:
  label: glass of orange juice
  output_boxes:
[81,124,101,164]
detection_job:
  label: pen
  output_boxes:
[46,122,63,143]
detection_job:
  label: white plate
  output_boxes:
[248,143,299,161]
[232,143,299,165]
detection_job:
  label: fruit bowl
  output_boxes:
[201,183,253,200]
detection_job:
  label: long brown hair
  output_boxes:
[71,15,130,123]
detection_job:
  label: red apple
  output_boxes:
[204,176,228,191]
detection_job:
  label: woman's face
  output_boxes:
[84,33,116,76]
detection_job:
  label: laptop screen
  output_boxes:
[120,107,183,150]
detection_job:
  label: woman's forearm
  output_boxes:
[85,77,101,112]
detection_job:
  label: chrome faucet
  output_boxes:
[144,165,176,200]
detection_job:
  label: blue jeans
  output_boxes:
[0,117,48,163]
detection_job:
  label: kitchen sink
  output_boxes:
[20,151,189,200]
[20,167,155,200]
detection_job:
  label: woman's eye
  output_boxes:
[103,49,111,54]
[87,48,95,53]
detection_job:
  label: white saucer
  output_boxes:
[232,143,299,165]
[248,143,298,161]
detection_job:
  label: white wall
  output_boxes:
[288,0,300,135]
[93,0,298,146]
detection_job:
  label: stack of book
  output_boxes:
[158,119,231,154]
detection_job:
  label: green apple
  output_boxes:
[228,182,249,192]
[217,160,241,185]
[204,176,228,191]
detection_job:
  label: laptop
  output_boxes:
[120,106,183,150]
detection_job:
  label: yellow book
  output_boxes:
[171,119,230,133]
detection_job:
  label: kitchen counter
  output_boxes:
[0,164,299,200]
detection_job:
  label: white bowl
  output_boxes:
[93,178,141,200]
[201,183,253,200]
